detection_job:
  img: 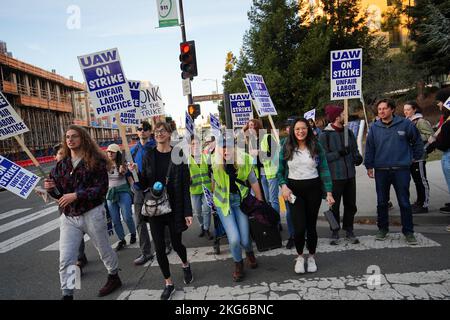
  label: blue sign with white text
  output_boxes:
[0,156,40,199]
[330,48,362,100]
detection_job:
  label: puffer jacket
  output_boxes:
[139,146,192,233]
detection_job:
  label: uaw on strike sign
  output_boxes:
[330,48,362,100]
[78,48,134,118]
[0,91,29,140]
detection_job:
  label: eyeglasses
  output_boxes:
[154,129,167,135]
[137,127,149,132]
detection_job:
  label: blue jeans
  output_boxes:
[442,151,450,195]
[107,192,136,241]
[216,193,253,262]
[375,168,413,234]
[191,194,212,231]
[260,175,280,215]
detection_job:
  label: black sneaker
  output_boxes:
[330,230,339,245]
[160,284,175,300]
[182,264,193,284]
[130,233,136,244]
[412,205,428,214]
[345,231,360,244]
[61,295,73,300]
[286,237,295,250]
[440,206,450,214]
[115,239,126,251]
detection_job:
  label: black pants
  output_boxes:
[148,214,187,279]
[287,178,322,255]
[410,161,430,208]
[331,177,357,232]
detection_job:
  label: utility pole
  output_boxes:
[178,0,193,106]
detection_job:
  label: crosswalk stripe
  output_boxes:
[148,233,440,267]
[0,218,60,253]
[117,269,450,300]
[40,234,90,252]
[0,208,32,221]
[0,206,58,234]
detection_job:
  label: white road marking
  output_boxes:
[148,233,440,267]
[117,269,450,300]
[0,208,32,221]
[0,218,60,253]
[0,206,58,234]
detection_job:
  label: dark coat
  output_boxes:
[139,146,192,233]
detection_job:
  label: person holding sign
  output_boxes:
[138,122,193,300]
[364,99,424,245]
[44,125,121,300]
[189,135,213,240]
[211,134,263,282]
[319,105,363,245]
[277,118,335,274]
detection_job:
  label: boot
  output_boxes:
[232,261,244,282]
[98,273,122,297]
[246,252,258,269]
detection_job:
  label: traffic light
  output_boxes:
[188,104,201,120]
[179,41,198,80]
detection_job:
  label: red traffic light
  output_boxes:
[179,41,198,80]
[181,43,190,54]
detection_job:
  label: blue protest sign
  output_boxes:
[330,48,362,100]
[78,48,134,118]
[230,93,253,128]
[202,186,216,210]
[185,111,194,136]
[243,74,277,117]
[0,91,29,140]
[0,156,40,199]
[119,80,141,127]
[210,113,220,136]
[304,108,316,121]
[444,97,450,111]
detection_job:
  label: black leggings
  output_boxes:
[287,178,322,255]
[148,214,187,279]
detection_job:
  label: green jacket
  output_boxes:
[277,140,333,196]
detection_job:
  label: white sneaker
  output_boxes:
[307,256,317,273]
[294,256,305,274]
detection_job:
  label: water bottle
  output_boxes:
[152,181,164,197]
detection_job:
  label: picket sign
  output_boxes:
[114,113,139,182]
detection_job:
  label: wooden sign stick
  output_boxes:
[14,135,46,177]
[115,113,139,182]
[344,99,349,147]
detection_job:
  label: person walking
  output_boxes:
[129,121,156,265]
[426,88,450,214]
[278,118,335,274]
[319,105,363,245]
[211,134,263,282]
[189,135,213,240]
[139,122,193,300]
[365,99,424,245]
[403,101,434,214]
[44,125,121,300]
[105,143,136,251]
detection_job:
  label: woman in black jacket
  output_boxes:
[139,122,193,300]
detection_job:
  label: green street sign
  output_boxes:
[157,0,179,28]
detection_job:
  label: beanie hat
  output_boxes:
[325,105,344,123]
[436,88,450,104]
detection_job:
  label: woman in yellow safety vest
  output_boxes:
[211,134,263,282]
[189,135,213,240]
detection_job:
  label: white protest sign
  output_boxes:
[0,91,29,140]
[243,74,277,116]
[185,111,194,136]
[119,80,141,126]
[330,48,362,100]
[0,155,40,199]
[78,48,134,118]
[157,0,179,28]
[304,108,316,121]
[230,93,253,128]
[139,83,165,118]
[210,113,220,137]
[444,96,450,111]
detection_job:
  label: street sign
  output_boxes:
[0,155,40,199]
[0,91,29,140]
[192,94,224,103]
[139,83,165,118]
[182,78,191,96]
[229,93,253,128]
[78,48,135,118]
[156,0,179,28]
[119,80,141,126]
[304,108,316,121]
[330,48,362,100]
[243,74,277,117]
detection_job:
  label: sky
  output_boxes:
[0,0,253,127]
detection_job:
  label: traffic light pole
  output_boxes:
[178,0,193,105]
